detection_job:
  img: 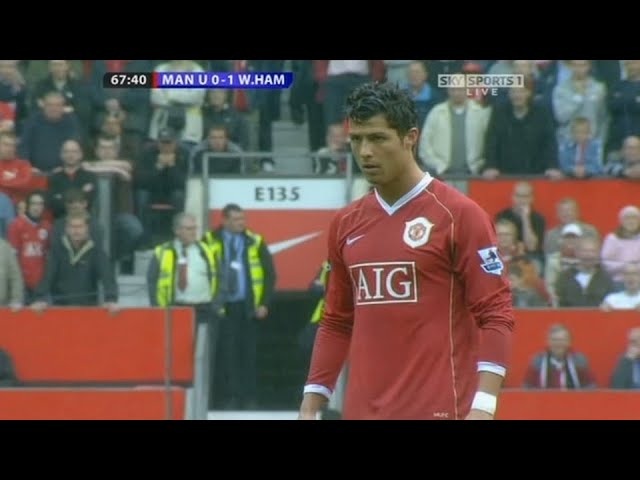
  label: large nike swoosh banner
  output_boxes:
[209,178,348,290]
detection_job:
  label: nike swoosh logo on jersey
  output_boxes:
[346,234,365,246]
[268,231,323,255]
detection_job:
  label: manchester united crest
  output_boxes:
[403,216,434,248]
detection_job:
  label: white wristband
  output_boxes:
[471,392,497,416]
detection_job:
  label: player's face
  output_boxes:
[348,114,417,185]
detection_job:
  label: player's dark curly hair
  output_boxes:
[344,82,418,137]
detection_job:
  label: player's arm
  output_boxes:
[454,201,515,420]
[299,213,354,419]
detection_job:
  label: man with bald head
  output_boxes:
[606,135,640,179]
[610,327,640,389]
[601,263,640,311]
[495,181,547,256]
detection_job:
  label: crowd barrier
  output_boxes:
[504,309,639,388]
[467,178,640,235]
[497,390,640,420]
[0,307,197,420]
[0,387,187,420]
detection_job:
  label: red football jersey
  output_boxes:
[7,214,51,290]
[305,174,515,420]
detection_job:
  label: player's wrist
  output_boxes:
[471,391,497,416]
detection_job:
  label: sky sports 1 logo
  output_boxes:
[437,74,525,97]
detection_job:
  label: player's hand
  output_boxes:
[298,410,320,420]
[465,409,494,420]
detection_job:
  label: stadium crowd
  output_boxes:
[0,60,639,396]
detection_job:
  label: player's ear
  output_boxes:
[404,127,419,150]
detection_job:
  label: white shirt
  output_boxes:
[603,290,640,310]
[327,60,369,76]
[173,241,212,305]
[574,271,594,291]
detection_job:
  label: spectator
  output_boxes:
[610,327,640,389]
[403,61,440,133]
[18,90,83,172]
[7,191,51,304]
[30,60,92,136]
[22,60,84,90]
[251,60,287,172]
[51,189,104,248]
[191,124,245,175]
[314,60,386,131]
[83,136,133,212]
[601,205,640,285]
[135,128,188,245]
[0,191,15,238]
[0,101,14,133]
[483,83,561,180]
[31,211,118,311]
[94,113,139,165]
[384,60,413,86]
[47,139,96,219]
[425,60,465,98]
[495,181,546,257]
[508,263,548,308]
[557,117,604,178]
[289,60,325,152]
[495,218,526,263]
[544,223,583,306]
[606,60,640,155]
[149,60,206,148]
[555,236,615,307]
[552,60,608,144]
[313,123,349,175]
[0,131,34,205]
[0,60,28,135]
[605,135,640,180]
[0,236,23,310]
[523,324,596,389]
[90,60,153,163]
[600,263,640,311]
[418,87,490,176]
[543,197,599,255]
[201,89,250,151]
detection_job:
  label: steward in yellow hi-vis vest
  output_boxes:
[298,260,331,369]
[146,213,225,312]
[147,212,226,411]
[202,203,276,409]
[310,260,331,324]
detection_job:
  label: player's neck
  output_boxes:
[375,163,426,206]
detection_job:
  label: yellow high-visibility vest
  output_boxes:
[154,241,220,307]
[203,229,266,307]
[310,260,331,324]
